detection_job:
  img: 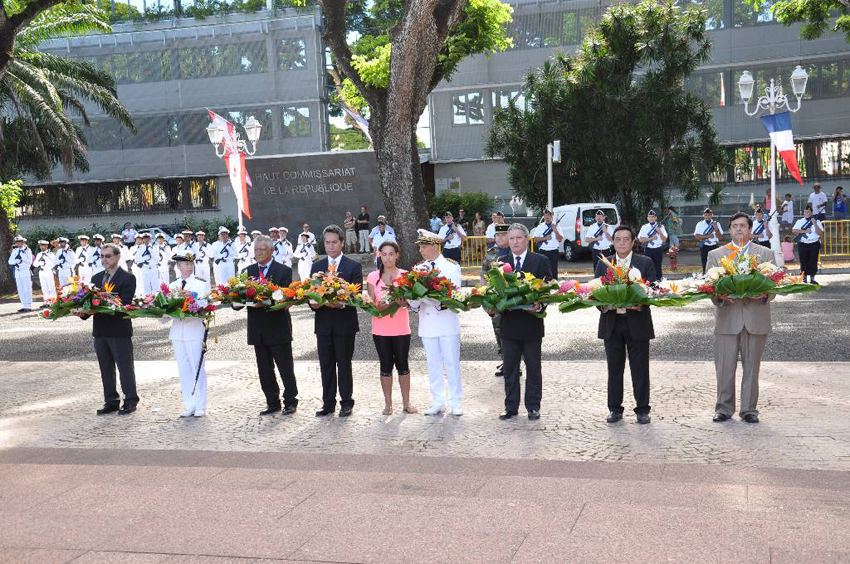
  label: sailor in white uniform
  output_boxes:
[274,227,294,267]
[235,228,254,273]
[407,229,464,416]
[751,208,772,248]
[110,234,131,271]
[33,240,57,303]
[154,233,172,286]
[161,249,209,417]
[194,231,212,294]
[637,209,668,280]
[131,234,145,295]
[211,226,236,286]
[8,235,33,312]
[75,234,92,284]
[89,234,106,280]
[437,211,467,263]
[134,233,159,296]
[583,209,615,271]
[293,232,317,280]
[53,237,75,287]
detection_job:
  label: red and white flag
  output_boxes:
[208,110,252,219]
[760,111,803,185]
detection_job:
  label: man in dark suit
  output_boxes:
[499,223,553,421]
[594,226,656,424]
[82,243,139,415]
[310,225,363,417]
[242,235,298,416]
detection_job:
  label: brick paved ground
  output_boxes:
[2,359,848,470]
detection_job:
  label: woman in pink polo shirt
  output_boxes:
[367,240,417,415]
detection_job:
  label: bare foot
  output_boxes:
[382,406,393,416]
[402,405,418,414]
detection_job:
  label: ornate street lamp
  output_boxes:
[206,116,262,158]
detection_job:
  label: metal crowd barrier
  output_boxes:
[822,220,850,257]
[458,235,536,269]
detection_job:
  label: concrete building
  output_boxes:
[15,0,850,233]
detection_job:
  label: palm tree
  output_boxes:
[0,2,136,180]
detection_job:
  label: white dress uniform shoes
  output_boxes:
[193,411,205,417]
[180,409,195,418]
[423,405,445,416]
[451,406,463,416]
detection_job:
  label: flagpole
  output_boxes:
[769,131,783,267]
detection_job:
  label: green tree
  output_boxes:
[329,123,371,151]
[486,0,727,227]
[755,0,850,42]
[318,0,513,265]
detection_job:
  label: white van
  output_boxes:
[551,203,620,261]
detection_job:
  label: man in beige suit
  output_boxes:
[707,211,775,424]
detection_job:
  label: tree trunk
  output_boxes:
[372,111,429,269]
[0,214,14,293]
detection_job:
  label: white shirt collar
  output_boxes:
[615,251,633,266]
[328,253,343,265]
[258,259,273,269]
[512,249,528,265]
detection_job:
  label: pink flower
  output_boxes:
[559,280,579,294]
[577,284,593,295]
[160,283,169,293]
[500,262,513,274]
[91,299,101,306]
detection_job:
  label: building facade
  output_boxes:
[15,0,850,232]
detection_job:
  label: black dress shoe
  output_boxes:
[636,413,651,425]
[259,406,281,416]
[18,308,31,313]
[339,406,353,417]
[118,405,136,415]
[96,404,120,415]
[742,413,759,424]
[606,411,623,423]
[499,410,518,420]
[315,407,335,417]
[712,412,730,422]
[528,410,540,420]
[494,363,504,377]
[282,405,297,415]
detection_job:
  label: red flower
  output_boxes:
[160,283,169,293]
[501,262,513,273]
[246,287,257,299]
[42,309,50,318]
[92,299,101,306]
[697,284,715,294]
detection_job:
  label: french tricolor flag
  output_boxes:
[760,111,803,185]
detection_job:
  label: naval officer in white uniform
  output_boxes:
[33,240,57,303]
[53,237,75,286]
[211,226,236,286]
[8,235,33,312]
[161,249,209,417]
[194,231,212,294]
[134,233,159,296]
[408,229,464,416]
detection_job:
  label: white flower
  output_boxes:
[757,262,778,276]
[628,267,642,282]
[272,289,284,302]
[706,266,726,281]
[588,277,604,291]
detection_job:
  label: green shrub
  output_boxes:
[426,190,495,222]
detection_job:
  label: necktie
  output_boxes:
[260,264,268,280]
[328,260,337,273]
[430,261,436,270]
[103,272,111,288]
[515,255,522,272]
[181,279,186,290]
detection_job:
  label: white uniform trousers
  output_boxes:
[141,269,159,296]
[38,270,57,301]
[14,270,33,309]
[131,264,144,297]
[213,261,235,287]
[297,259,312,281]
[421,335,462,409]
[159,267,170,286]
[172,338,207,412]
[78,265,93,284]
[196,263,211,294]
[57,268,73,288]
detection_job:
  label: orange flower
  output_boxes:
[284,287,296,298]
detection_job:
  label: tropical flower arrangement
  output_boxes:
[124,283,217,319]
[557,255,694,313]
[467,262,561,318]
[269,271,363,310]
[42,276,124,319]
[211,272,280,308]
[387,265,467,313]
[685,245,819,300]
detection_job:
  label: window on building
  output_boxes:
[279,37,307,70]
[685,71,728,107]
[492,89,526,111]
[452,92,484,125]
[282,106,311,138]
[727,136,850,184]
[675,0,725,29]
[16,177,218,218]
[227,108,274,141]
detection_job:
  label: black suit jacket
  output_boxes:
[310,255,362,336]
[500,251,553,342]
[245,261,293,345]
[594,253,655,341]
[90,268,135,338]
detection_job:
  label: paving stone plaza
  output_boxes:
[1,273,849,562]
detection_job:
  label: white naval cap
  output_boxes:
[175,233,184,239]
[268,227,279,232]
[237,227,248,235]
[218,226,230,234]
[416,229,442,245]
[250,230,261,235]
[111,233,121,239]
[13,235,26,242]
[77,234,89,240]
[38,240,49,245]
[58,237,69,243]
[279,227,288,233]
[93,234,104,241]
[195,231,205,236]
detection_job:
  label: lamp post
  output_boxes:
[546,140,561,213]
[206,116,262,229]
[737,65,808,266]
